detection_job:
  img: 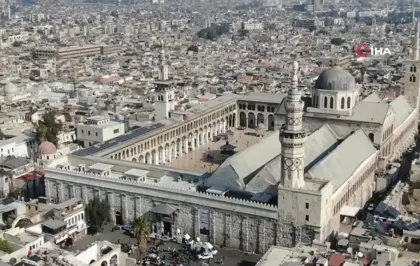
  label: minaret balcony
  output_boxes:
[280,137,305,147]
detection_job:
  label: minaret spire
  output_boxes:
[159,40,169,80]
[279,61,307,189]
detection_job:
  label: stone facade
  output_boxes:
[44,167,312,254]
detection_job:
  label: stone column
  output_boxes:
[141,155,145,163]
[192,136,196,150]
[45,180,51,199]
[265,116,269,131]
[154,152,158,165]
[82,187,88,204]
[223,121,227,133]
[194,208,200,238]
[70,185,76,198]
[123,194,129,224]
[161,150,166,164]
[183,138,188,154]
[245,113,248,128]
[244,218,249,252]
[135,196,141,219]
[58,183,65,202]
[258,220,266,254]
[108,192,115,225]
[225,214,232,248]
[202,131,207,144]
[210,211,216,244]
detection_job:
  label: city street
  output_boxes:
[67,225,261,266]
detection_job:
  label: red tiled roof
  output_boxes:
[329,254,345,266]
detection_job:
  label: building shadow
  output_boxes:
[237,260,258,266]
[201,149,222,163]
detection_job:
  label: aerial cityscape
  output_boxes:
[0,0,418,265]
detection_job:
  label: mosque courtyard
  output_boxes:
[166,128,270,173]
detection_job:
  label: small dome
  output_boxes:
[314,66,356,91]
[39,141,57,155]
[4,82,18,96]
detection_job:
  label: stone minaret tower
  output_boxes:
[280,61,307,189]
[158,40,169,81]
[404,19,420,111]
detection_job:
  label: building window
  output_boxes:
[305,203,309,209]
[368,133,374,142]
[341,97,345,109]
[347,97,351,108]
[410,75,416,83]
[95,132,98,136]
[411,65,417,72]
[323,96,328,108]
[329,97,334,108]
[81,130,84,134]
[113,129,119,134]
[88,131,90,136]
[305,215,309,221]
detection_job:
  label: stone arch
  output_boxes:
[411,65,417,72]
[89,260,96,265]
[139,155,144,163]
[145,152,151,164]
[257,113,264,126]
[268,114,275,131]
[341,97,345,109]
[323,96,328,108]
[329,97,334,109]
[132,158,137,162]
[101,261,108,266]
[110,254,118,266]
[248,112,256,129]
[368,133,374,142]
[239,112,247,127]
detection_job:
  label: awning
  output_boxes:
[149,204,176,215]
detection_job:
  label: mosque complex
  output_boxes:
[42,35,420,253]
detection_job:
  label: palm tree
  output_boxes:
[133,217,150,261]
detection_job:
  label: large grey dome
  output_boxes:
[314,66,356,91]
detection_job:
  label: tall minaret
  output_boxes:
[404,18,420,111]
[280,61,307,189]
[158,40,169,81]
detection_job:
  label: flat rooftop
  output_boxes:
[72,123,165,157]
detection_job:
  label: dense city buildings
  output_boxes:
[0,0,419,265]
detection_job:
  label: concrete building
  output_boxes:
[76,116,125,147]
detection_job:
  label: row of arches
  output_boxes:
[321,96,351,109]
[239,112,275,130]
[132,121,227,165]
[97,254,118,266]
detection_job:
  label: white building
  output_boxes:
[76,116,125,148]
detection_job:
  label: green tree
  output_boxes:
[331,38,345,46]
[34,111,63,146]
[133,217,150,261]
[0,239,12,253]
[85,196,110,235]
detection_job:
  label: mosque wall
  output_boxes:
[44,168,313,254]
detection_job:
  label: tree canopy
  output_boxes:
[85,196,110,235]
[331,38,345,46]
[197,23,230,41]
[0,239,12,253]
[133,217,150,260]
[34,111,63,146]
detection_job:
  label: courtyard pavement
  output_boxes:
[67,225,261,266]
[166,128,270,173]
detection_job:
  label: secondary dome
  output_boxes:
[39,141,57,155]
[314,66,356,91]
